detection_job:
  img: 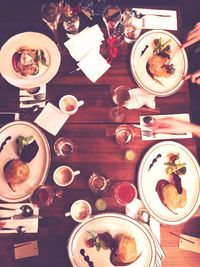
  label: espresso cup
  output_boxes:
[65,199,92,222]
[53,166,80,187]
[59,95,84,115]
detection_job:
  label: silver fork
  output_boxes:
[20,93,46,100]
[142,129,187,137]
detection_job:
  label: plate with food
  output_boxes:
[0,121,51,202]
[67,212,156,267]
[138,141,200,225]
[0,32,61,88]
[130,30,188,97]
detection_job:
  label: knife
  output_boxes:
[0,215,42,220]
[20,98,49,105]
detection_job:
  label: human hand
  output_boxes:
[184,69,200,85]
[182,22,200,49]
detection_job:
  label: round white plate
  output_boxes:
[0,32,61,88]
[130,30,188,97]
[67,212,156,267]
[0,121,51,202]
[138,141,200,225]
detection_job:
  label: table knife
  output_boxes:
[20,98,49,105]
[0,215,42,220]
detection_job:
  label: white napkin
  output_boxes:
[140,113,193,140]
[77,49,111,83]
[123,88,156,109]
[19,84,46,109]
[133,8,177,31]
[34,102,69,136]
[0,203,39,233]
[64,24,104,61]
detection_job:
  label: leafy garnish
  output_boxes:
[35,49,48,66]
[153,38,171,55]
[16,135,34,155]
[164,153,186,175]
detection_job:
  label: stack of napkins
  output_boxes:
[0,203,39,233]
[133,8,177,31]
[64,24,111,82]
[19,85,46,109]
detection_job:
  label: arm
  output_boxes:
[182,22,200,49]
[184,69,200,85]
[151,117,200,137]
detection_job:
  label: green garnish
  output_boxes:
[153,38,171,55]
[35,49,48,66]
[16,135,34,155]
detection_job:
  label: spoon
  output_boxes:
[0,225,26,233]
[143,116,156,126]
[0,204,33,217]
[21,105,40,119]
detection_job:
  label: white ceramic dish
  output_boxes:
[0,121,51,202]
[67,212,156,267]
[0,32,61,88]
[130,30,188,97]
[138,141,200,225]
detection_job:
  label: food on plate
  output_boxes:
[162,183,186,209]
[146,38,175,81]
[110,234,139,266]
[164,153,186,175]
[86,231,116,251]
[4,159,30,191]
[12,48,48,77]
[17,135,39,163]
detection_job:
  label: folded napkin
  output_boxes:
[19,84,46,109]
[77,49,111,83]
[0,203,39,233]
[123,88,156,109]
[133,8,177,31]
[140,113,193,140]
[34,102,69,136]
[64,24,104,61]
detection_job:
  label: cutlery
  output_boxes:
[20,93,46,100]
[142,129,187,137]
[169,232,195,244]
[67,67,80,74]
[0,226,26,233]
[0,215,42,220]
[136,13,171,19]
[20,98,49,105]
[0,204,33,217]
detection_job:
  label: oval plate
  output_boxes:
[67,212,156,267]
[0,32,61,88]
[130,30,188,97]
[138,141,200,225]
[0,121,51,202]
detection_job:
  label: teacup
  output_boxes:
[59,95,84,115]
[65,199,92,222]
[53,166,80,187]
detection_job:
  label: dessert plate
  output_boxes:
[0,121,51,202]
[68,212,156,267]
[138,141,200,224]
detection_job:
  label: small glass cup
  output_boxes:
[88,172,109,193]
[54,137,74,157]
[109,106,126,123]
[112,85,131,106]
[115,124,135,144]
[123,10,142,44]
[113,182,137,206]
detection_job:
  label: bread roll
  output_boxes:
[162,183,187,209]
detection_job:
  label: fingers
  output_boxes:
[182,22,200,48]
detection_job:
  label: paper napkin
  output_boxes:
[133,8,177,31]
[0,203,39,233]
[34,102,69,136]
[19,85,46,109]
[77,49,111,82]
[64,24,104,61]
[140,113,193,140]
[14,241,39,259]
[123,88,156,109]
[179,234,200,253]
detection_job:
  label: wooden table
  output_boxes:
[0,1,200,267]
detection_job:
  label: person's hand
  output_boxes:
[182,22,200,49]
[184,69,200,85]
[150,117,200,137]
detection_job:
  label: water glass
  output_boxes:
[54,137,74,157]
[88,172,109,193]
[112,85,131,106]
[123,10,142,44]
[115,124,135,144]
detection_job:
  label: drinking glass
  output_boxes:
[41,2,61,47]
[115,124,135,145]
[102,5,122,38]
[30,185,63,208]
[113,182,137,206]
[88,172,109,193]
[54,137,74,157]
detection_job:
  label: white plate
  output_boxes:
[130,30,188,97]
[0,32,61,88]
[0,121,51,202]
[138,141,200,225]
[67,212,156,267]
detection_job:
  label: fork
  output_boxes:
[142,129,187,137]
[20,93,46,100]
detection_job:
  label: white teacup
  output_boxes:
[65,199,92,222]
[59,95,84,115]
[53,166,80,187]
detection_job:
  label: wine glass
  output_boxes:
[41,2,61,47]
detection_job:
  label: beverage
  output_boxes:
[59,95,84,115]
[53,165,80,186]
[114,182,137,206]
[30,185,54,208]
[65,200,92,222]
[115,124,135,144]
[95,198,107,211]
[54,137,74,157]
[88,172,109,193]
[124,149,136,161]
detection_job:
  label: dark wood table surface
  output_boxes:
[0,1,200,267]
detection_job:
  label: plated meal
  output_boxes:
[130,30,188,97]
[0,32,61,88]
[0,121,51,202]
[138,141,200,224]
[67,213,156,267]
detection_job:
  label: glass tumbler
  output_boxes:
[54,137,74,157]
